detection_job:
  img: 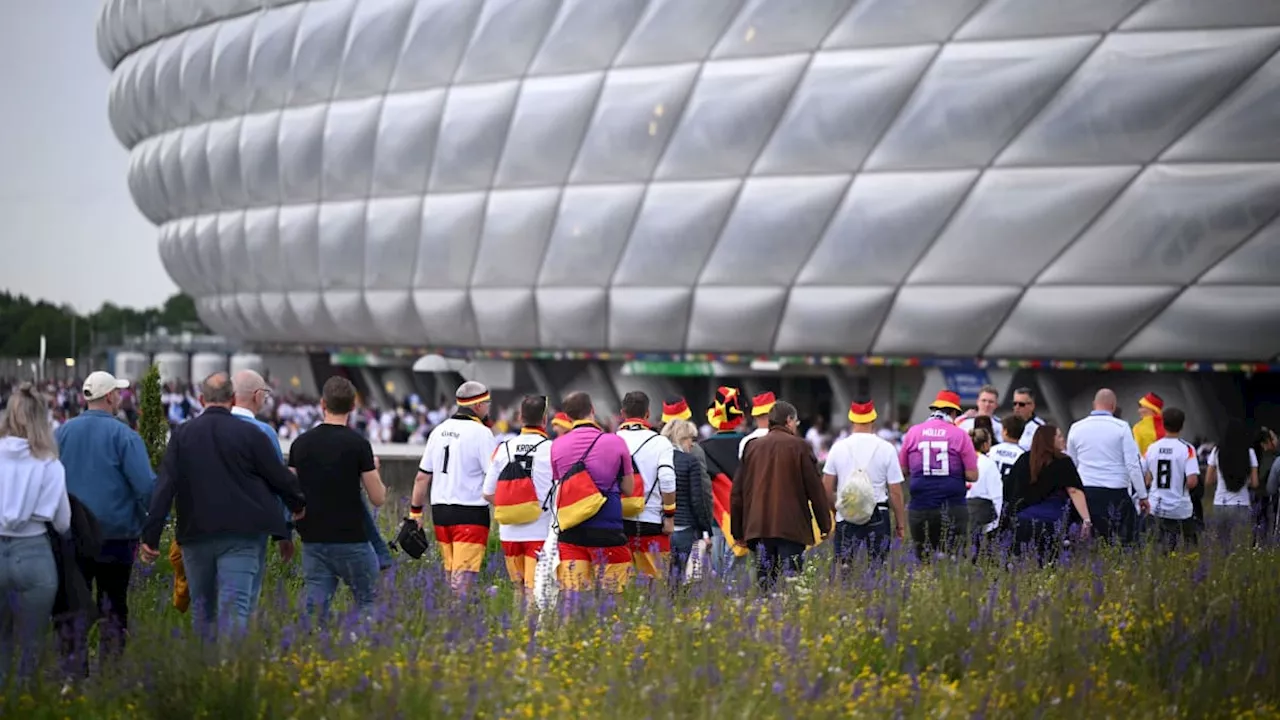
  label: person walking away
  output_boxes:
[958,385,1004,440]
[288,377,385,619]
[411,382,498,595]
[990,415,1027,530]
[54,371,154,655]
[698,387,749,572]
[900,391,978,559]
[482,395,553,595]
[138,373,306,638]
[550,393,635,594]
[731,402,833,593]
[617,392,677,581]
[229,370,296,608]
[1252,428,1276,538]
[1133,393,1167,458]
[663,419,714,582]
[0,384,70,679]
[1065,389,1148,545]
[738,392,776,459]
[1204,418,1258,546]
[822,400,905,567]
[1005,425,1092,565]
[1142,408,1200,550]
[1011,388,1047,451]
[965,428,1003,555]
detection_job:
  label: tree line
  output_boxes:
[0,292,207,358]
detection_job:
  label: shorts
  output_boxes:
[432,524,489,574]
[626,533,671,579]
[500,540,542,589]
[557,543,632,593]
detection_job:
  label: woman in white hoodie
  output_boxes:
[0,383,70,670]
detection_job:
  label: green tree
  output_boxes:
[138,364,168,471]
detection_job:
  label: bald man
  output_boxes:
[1066,389,1149,545]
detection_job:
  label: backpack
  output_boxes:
[836,443,879,525]
[621,433,661,519]
[554,434,610,532]
[493,437,550,526]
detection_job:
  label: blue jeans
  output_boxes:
[182,533,268,637]
[834,508,892,565]
[362,502,393,569]
[0,536,58,678]
[709,527,738,574]
[302,542,378,618]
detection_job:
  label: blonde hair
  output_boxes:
[970,428,992,453]
[661,419,697,448]
[1,383,57,459]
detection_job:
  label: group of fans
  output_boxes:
[1,369,1276,663]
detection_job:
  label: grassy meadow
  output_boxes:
[5,507,1280,720]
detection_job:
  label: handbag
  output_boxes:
[683,533,709,584]
[392,518,430,559]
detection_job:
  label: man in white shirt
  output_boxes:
[482,395,553,594]
[412,381,498,594]
[738,391,775,459]
[958,385,1004,441]
[821,400,906,564]
[616,391,677,579]
[1066,388,1148,546]
[1012,387,1046,451]
[1142,407,1199,550]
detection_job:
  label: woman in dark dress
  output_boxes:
[1006,424,1093,565]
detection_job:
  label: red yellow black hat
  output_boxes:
[848,400,877,424]
[929,390,962,413]
[551,412,573,430]
[1139,392,1164,414]
[661,397,692,423]
[456,381,490,407]
[751,391,776,417]
[707,386,745,431]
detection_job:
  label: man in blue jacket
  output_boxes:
[55,370,156,655]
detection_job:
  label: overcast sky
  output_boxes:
[0,2,176,313]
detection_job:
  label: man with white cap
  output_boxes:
[54,370,155,656]
[412,381,498,594]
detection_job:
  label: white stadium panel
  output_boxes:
[101,1,1280,361]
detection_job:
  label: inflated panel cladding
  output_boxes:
[100,2,1280,359]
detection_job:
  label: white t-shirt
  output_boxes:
[1209,447,1257,507]
[959,415,1003,443]
[1018,416,1046,451]
[482,431,553,542]
[988,442,1025,488]
[738,426,768,459]
[420,415,498,507]
[1144,437,1199,520]
[617,427,676,525]
[966,453,1003,533]
[821,433,903,523]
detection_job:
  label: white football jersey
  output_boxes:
[1144,437,1199,521]
[989,442,1026,489]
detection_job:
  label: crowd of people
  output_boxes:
[1,370,1278,674]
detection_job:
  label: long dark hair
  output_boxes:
[1028,424,1063,484]
[1218,419,1252,493]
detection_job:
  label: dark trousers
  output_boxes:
[1014,517,1061,566]
[833,508,891,566]
[908,505,969,559]
[1156,517,1198,551]
[1083,487,1138,545]
[75,539,136,656]
[749,539,805,593]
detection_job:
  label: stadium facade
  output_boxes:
[99,0,1280,365]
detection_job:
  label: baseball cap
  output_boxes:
[83,371,130,401]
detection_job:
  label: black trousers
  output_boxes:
[833,508,892,566]
[1083,487,1138,545]
[1014,517,1062,566]
[1156,517,1198,551]
[908,505,969,559]
[749,538,805,593]
[75,539,137,656]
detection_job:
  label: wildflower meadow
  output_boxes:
[6,510,1280,720]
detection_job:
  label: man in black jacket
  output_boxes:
[139,373,305,636]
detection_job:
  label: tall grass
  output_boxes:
[6,512,1279,719]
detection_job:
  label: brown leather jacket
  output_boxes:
[730,427,833,547]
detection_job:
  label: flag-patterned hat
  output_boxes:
[751,391,776,417]
[1139,392,1164,414]
[661,397,692,423]
[848,400,877,424]
[929,390,962,413]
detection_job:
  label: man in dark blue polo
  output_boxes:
[139,372,305,637]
